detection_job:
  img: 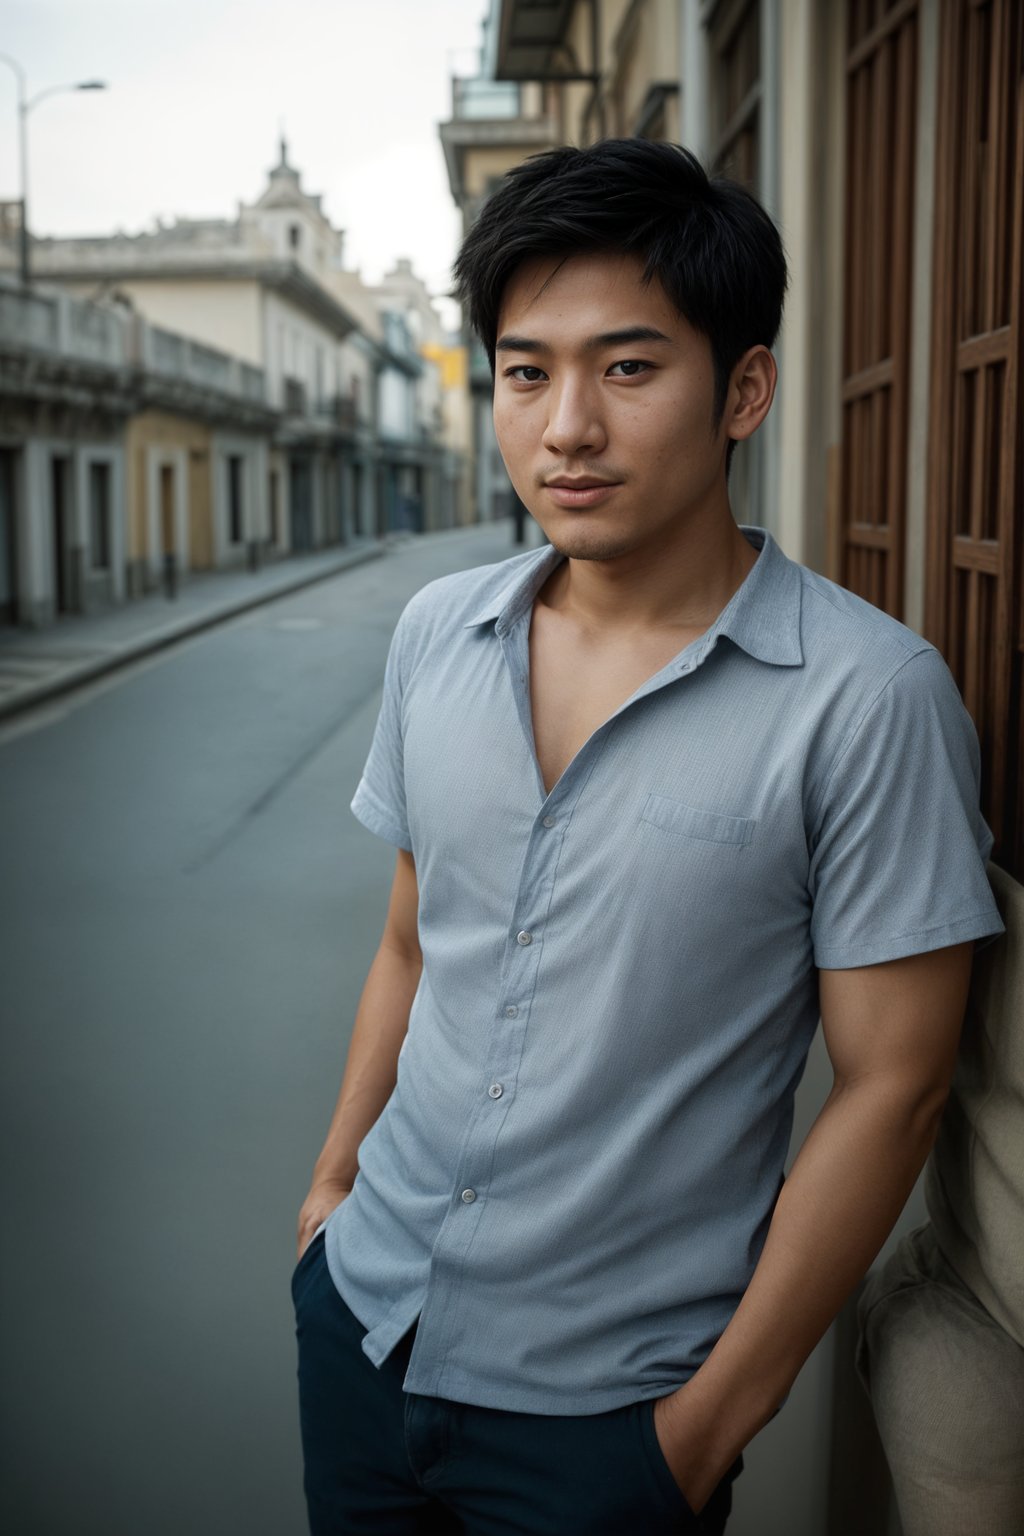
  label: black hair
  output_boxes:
[453,139,788,430]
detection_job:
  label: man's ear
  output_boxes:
[725,346,777,443]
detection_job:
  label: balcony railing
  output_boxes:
[1,281,266,410]
[451,76,522,119]
[284,376,308,415]
[0,281,126,366]
[320,392,359,430]
[239,363,265,403]
[0,283,60,352]
[144,324,267,403]
[68,298,125,366]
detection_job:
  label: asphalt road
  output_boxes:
[0,523,516,1536]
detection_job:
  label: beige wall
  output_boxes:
[261,288,355,409]
[125,412,211,569]
[610,0,679,137]
[555,0,679,144]
[60,279,264,367]
[463,144,537,200]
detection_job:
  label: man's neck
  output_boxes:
[538,508,759,641]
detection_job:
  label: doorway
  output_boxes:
[289,456,313,551]
[51,455,72,615]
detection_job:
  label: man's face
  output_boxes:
[492,251,731,563]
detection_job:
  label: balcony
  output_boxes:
[141,324,268,405]
[283,376,308,416]
[0,279,128,368]
[451,76,522,119]
[318,392,360,431]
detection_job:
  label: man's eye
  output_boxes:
[507,366,547,383]
[608,360,650,377]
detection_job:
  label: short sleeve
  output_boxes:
[350,606,415,852]
[809,648,1004,969]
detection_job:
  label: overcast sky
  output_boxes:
[1,0,487,307]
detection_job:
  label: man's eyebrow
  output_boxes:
[495,326,673,354]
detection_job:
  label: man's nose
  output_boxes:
[541,379,607,457]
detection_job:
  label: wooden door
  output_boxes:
[926,0,1024,876]
[840,0,919,616]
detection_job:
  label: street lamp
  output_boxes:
[0,54,107,288]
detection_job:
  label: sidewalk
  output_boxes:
[0,541,385,721]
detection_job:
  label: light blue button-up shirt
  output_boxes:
[326,527,1002,1415]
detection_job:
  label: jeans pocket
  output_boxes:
[291,1228,326,1303]
[638,1398,697,1521]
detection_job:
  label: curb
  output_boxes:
[0,543,385,723]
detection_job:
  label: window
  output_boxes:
[289,224,301,251]
[89,461,111,570]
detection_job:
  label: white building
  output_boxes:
[17,140,457,550]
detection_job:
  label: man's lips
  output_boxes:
[543,477,622,507]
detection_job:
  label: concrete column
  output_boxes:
[66,445,85,613]
[210,444,227,567]
[279,454,293,554]
[340,459,353,546]
[109,444,126,603]
[21,440,52,627]
[175,447,189,572]
[145,448,162,584]
[773,0,816,563]
[252,439,270,546]
[680,0,710,163]
[311,452,325,547]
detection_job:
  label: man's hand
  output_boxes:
[296,1177,352,1261]
[295,851,421,1264]
[652,1384,733,1515]
[650,943,973,1513]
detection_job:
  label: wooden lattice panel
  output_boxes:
[926,0,1024,875]
[840,0,919,618]
[710,0,761,188]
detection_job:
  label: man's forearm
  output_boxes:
[657,1073,949,1504]
[310,940,422,1189]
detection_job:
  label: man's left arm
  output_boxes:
[654,941,973,1512]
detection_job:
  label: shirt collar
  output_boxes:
[708,527,804,668]
[463,526,803,668]
[463,544,563,634]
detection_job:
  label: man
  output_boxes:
[293,141,1002,1534]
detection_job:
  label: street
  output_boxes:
[0,523,513,1536]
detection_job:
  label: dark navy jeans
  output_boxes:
[293,1232,737,1534]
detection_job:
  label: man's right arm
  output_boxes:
[296,848,421,1259]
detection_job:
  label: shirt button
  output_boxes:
[461,1188,477,1204]
[516,930,532,946]
[542,815,556,828]
[505,1005,519,1018]
[488,1083,503,1099]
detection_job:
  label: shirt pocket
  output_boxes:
[641,792,756,847]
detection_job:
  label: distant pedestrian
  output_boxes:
[293,138,1001,1534]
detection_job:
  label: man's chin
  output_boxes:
[546,530,639,563]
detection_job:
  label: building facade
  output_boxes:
[0,140,472,628]
[0,279,276,626]
[11,141,464,562]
